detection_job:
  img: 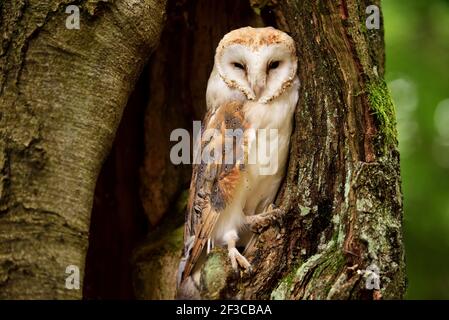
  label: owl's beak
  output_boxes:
[252,83,264,99]
[250,76,266,100]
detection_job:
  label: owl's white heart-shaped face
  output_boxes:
[215,27,298,103]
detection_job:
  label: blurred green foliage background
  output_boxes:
[383,0,449,299]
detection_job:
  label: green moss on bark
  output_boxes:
[367,80,398,153]
[271,246,348,300]
[200,249,232,299]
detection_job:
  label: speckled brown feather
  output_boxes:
[181,101,249,281]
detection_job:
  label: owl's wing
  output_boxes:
[180,100,248,283]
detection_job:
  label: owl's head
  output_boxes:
[215,26,298,103]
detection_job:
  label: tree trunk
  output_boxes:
[0,0,166,299]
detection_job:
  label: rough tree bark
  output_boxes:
[0,0,166,299]
[134,0,405,300]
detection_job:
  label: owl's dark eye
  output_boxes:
[233,62,245,70]
[268,61,280,70]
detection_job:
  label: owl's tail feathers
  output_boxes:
[176,235,202,299]
[179,203,220,283]
[177,235,195,289]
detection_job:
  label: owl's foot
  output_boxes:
[225,230,252,272]
[246,204,282,233]
[228,247,251,272]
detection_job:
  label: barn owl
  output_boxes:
[177,26,299,296]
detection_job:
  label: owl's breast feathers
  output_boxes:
[181,101,249,282]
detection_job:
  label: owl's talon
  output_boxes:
[228,247,252,272]
[245,265,254,275]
